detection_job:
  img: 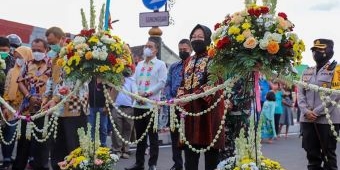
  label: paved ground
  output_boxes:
[114,122,340,170]
[2,120,340,169]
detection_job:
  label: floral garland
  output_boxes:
[104,75,239,106]
[319,92,340,141]
[172,99,232,153]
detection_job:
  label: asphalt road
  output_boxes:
[115,123,340,170]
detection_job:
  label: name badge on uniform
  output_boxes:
[331,65,340,90]
[302,67,314,82]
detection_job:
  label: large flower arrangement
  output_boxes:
[208,0,305,80]
[217,116,285,170]
[57,0,133,85]
[57,29,132,85]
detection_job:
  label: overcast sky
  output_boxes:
[1,0,339,66]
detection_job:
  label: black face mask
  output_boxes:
[179,51,190,60]
[313,51,328,63]
[191,40,207,54]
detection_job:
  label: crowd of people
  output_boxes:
[0,24,339,170]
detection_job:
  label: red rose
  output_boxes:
[214,23,221,31]
[278,12,288,20]
[216,36,231,49]
[254,9,261,17]
[248,8,255,16]
[67,51,75,59]
[283,41,293,48]
[65,38,71,44]
[260,6,269,14]
[107,53,117,65]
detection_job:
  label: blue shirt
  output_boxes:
[259,79,270,102]
[165,61,184,99]
[274,91,283,114]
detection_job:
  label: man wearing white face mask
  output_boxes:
[14,38,51,170]
[125,38,167,170]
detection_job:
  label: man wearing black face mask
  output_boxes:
[299,38,340,170]
[164,39,192,170]
[176,24,225,170]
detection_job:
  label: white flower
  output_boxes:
[0,58,6,69]
[73,36,86,45]
[259,39,269,50]
[110,154,119,162]
[75,43,89,50]
[256,18,264,23]
[264,21,273,30]
[101,35,116,44]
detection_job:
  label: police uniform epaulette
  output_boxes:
[327,60,337,70]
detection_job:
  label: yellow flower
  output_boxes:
[228,26,241,35]
[277,28,284,34]
[110,43,123,55]
[243,37,257,49]
[112,35,121,42]
[98,65,110,72]
[236,34,246,43]
[114,61,125,73]
[56,58,65,67]
[88,36,99,44]
[73,54,81,66]
[85,51,93,60]
[66,43,74,53]
[64,66,71,74]
[241,22,251,30]
[293,43,299,52]
[73,156,86,167]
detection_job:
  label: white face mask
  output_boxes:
[16,58,25,67]
[143,48,153,57]
[33,52,45,61]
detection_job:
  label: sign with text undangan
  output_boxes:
[139,11,169,27]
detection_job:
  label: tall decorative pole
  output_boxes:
[104,0,111,30]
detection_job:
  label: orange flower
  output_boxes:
[85,51,92,60]
[267,41,280,54]
[208,47,216,58]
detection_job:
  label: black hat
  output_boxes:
[189,24,212,46]
[311,38,334,51]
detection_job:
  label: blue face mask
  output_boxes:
[50,44,61,53]
[0,52,9,59]
[47,50,58,58]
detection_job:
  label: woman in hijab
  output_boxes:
[176,24,225,170]
[1,46,33,168]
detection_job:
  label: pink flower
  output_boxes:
[58,161,68,170]
[95,159,103,165]
[59,86,70,95]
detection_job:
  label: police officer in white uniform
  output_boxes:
[299,39,340,170]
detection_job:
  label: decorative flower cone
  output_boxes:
[58,0,133,86]
[208,0,305,81]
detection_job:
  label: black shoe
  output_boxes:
[170,165,183,170]
[125,164,144,170]
[149,165,157,170]
[0,161,11,170]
